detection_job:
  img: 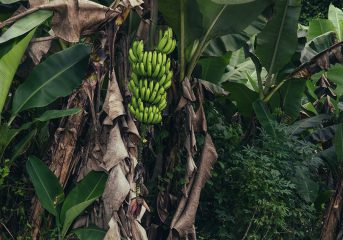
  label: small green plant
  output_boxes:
[26,156,108,240]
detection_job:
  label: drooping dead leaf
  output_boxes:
[28,38,52,65]
[289,41,343,79]
[101,124,129,171]
[29,0,49,7]
[0,0,123,42]
[104,217,121,240]
[103,164,130,223]
[169,134,218,238]
[176,77,196,111]
[131,218,148,240]
[199,79,229,97]
[103,72,125,123]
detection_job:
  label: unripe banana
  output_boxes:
[137,40,144,61]
[138,112,143,122]
[153,94,162,105]
[148,110,154,124]
[158,114,162,123]
[166,59,171,72]
[159,30,163,43]
[158,99,167,110]
[148,51,152,64]
[143,79,148,89]
[167,39,176,54]
[133,98,138,111]
[149,80,154,92]
[129,104,135,115]
[132,41,139,55]
[131,72,139,85]
[152,112,159,124]
[135,63,141,75]
[157,86,165,96]
[143,52,148,66]
[139,101,144,113]
[129,49,138,63]
[149,90,157,103]
[152,51,157,68]
[147,62,152,76]
[135,108,141,120]
[154,82,160,93]
[159,74,167,86]
[167,28,173,38]
[164,79,172,89]
[134,88,139,99]
[157,52,163,65]
[158,66,166,79]
[152,64,161,78]
[143,111,148,123]
[166,70,173,83]
[145,88,151,102]
[162,53,167,65]
[157,35,168,52]
[162,38,173,54]
[140,62,146,76]
[141,86,146,100]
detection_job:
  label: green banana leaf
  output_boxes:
[328,4,343,40]
[256,0,301,74]
[0,0,22,3]
[211,0,255,4]
[307,19,336,41]
[72,226,107,240]
[0,29,35,114]
[26,156,64,216]
[11,44,91,117]
[60,171,108,237]
[253,99,277,137]
[0,10,52,44]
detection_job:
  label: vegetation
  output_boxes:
[0,0,343,239]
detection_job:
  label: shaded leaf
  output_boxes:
[0,29,35,114]
[287,114,331,135]
[310,125,337,143]
[334,123,343,161]
[211,0,255,4]
[73,226,106,240]
[252,99,277,137]
[26,155,64,216]
[11,44,91,116]
[256,0,301,74]
[60,171,108,237]
[292,166,319,203]
[222,82,258,117]
[0,10,52,44]
[11,128,37,161]
[280,79,306,119]
[198,56,228,84]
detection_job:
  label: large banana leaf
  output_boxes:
[159,0,272,47]
[26,156,64,216]
[0,10,52,44]
[0,29,35,114]
[307,19,336,41]
[73,226,106,240]
[328,4,343,40]
[60,171,108,237]
[256,0,301,74]
[11,44,91,117]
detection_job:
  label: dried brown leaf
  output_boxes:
[101,124,129,171]
[104,217,121,240]
[199,79,229,97]
[103,73,125,123]
[170,134,218,238]
[103,164,130,222]
[28,39,51,65]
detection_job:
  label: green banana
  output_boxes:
[141,87,146,101]
[143,110,148,123]
[154,82,160,93]
[157,35,168,52]
[158,99,167,110]
[139,101,144,112]
[162,53,167,65]
[148,110,154,123]
[129,49,138,63]
[152,64,161,78]
[167,28,173,38]
[132,96,138,109]
[152,51,157,68]
[137,40,144,61]
[134,88,139,99]
[145,88,151,102]
[132,41,138,55]
[157,52,163,65]
[164,79,172,89]
[149,90,157,103]
[157,86,165,96]
[140,62,146,76]
[148,51,152,64]
[149,80,154,92]
[131,72,139,85]
[143,79,148,89]
[153,94,162,105]
[138,112,143,122]
[166,59,171,72]
[167,39,176,54]
[143,51,148,65]
[159,74,167,86]
[129,104,135,115]
[147,62,152,76]
[158,66,166,79]
[162,38,173,54]
[152,112,159,124]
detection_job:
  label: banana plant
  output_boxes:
[26,156,108,240]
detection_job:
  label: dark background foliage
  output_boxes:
[300,0,343,24]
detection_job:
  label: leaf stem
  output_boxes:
[263,79,286,102]
[186,5,228,80]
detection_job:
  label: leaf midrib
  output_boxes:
[13,56,83,116]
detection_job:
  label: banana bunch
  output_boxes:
[128,28,176,125]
